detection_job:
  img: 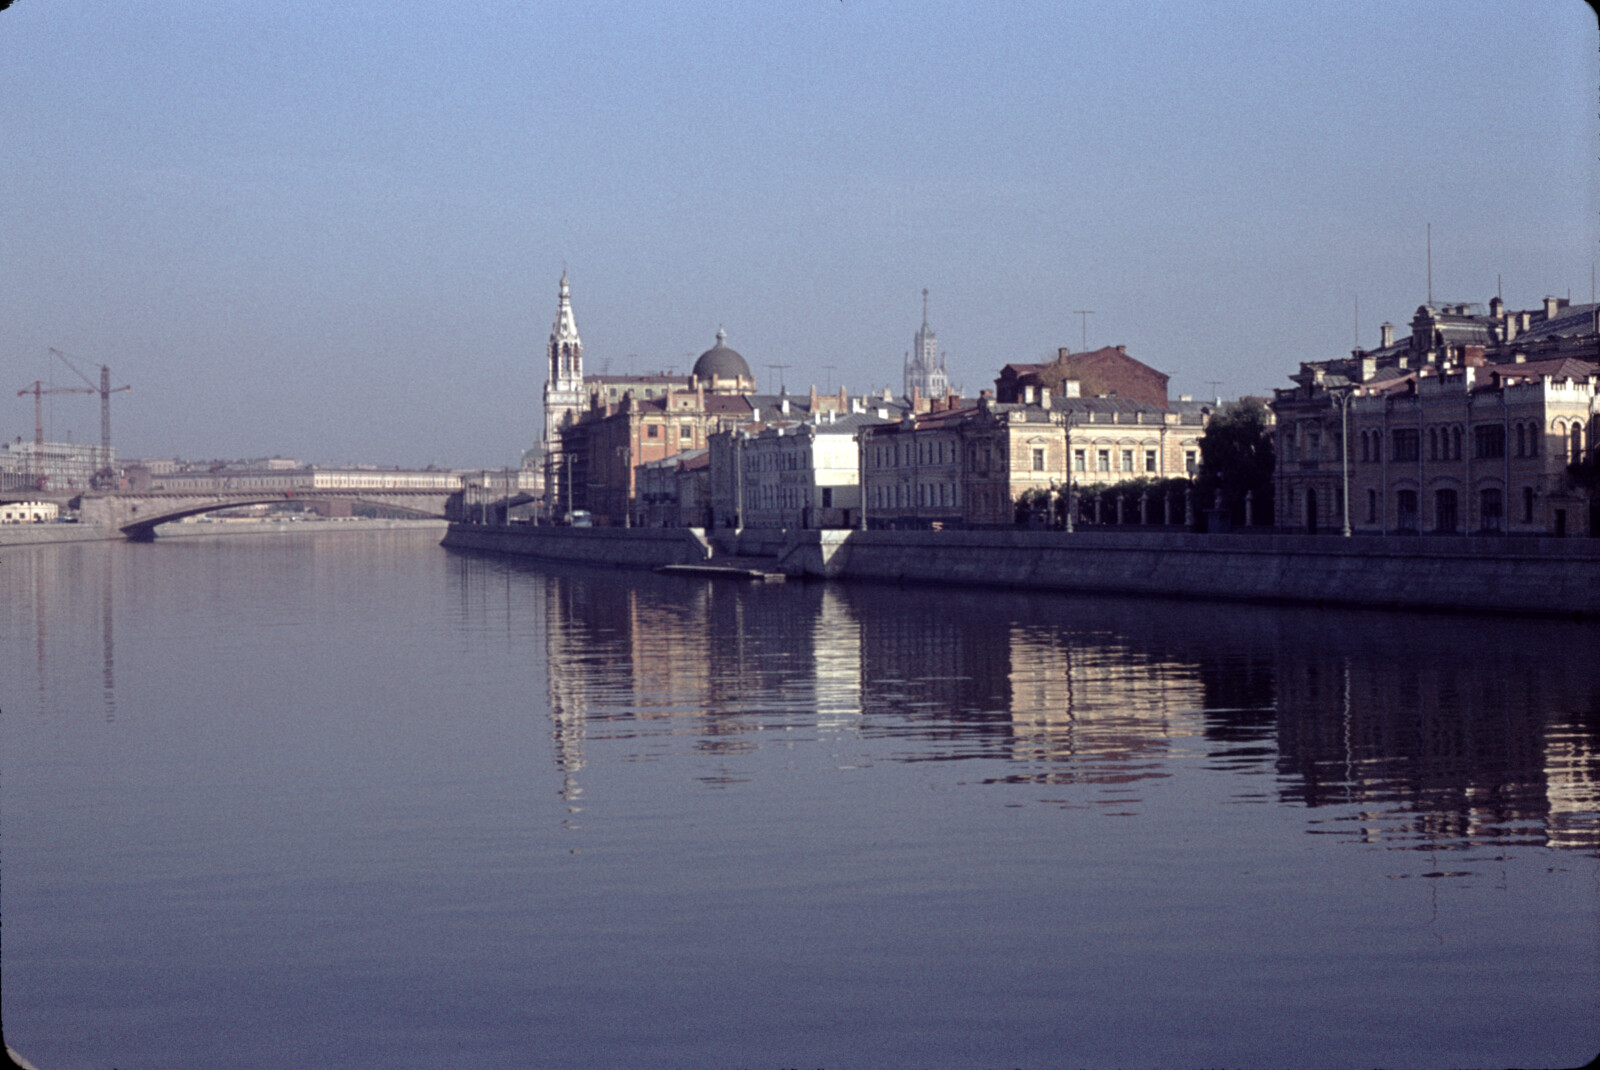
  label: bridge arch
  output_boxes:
[89,491,449,540]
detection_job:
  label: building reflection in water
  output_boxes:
[6,543,119,722]
[533,564,1600,854]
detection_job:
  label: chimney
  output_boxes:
[1116,345,1126,354]
[1545,295,1560,320]
[780,397,790,415]
[1490,296,1504,319]
[1462,346,1486,367]
[1040,387,1051,410]
[1380,322,1395,348]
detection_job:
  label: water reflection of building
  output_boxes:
[812,588,862,734]
[1006,628,1206,782]
[532,561,1600,852]
[1262,625,1600,853]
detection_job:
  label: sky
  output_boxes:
[3,0,1596,469]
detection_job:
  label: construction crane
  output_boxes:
[49,347,130,482]
[17,380,96,445]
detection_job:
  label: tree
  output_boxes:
[1195,399,1275,526]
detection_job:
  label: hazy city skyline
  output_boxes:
[3,1,1596,468]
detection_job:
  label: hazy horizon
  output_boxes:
[4,1,1596,468]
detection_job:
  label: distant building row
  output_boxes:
[535,275,1207,530]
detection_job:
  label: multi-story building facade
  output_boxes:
[0,440,115,493]
[1273,294,1600,536]
[860,390,1206,529]
[732,412,885,530]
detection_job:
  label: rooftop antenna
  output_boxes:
[921,287,930,327]
[821,364,837,391]
[1072,310,1094,352]
[1426,223,1432,306]
[766,364,791,394]
[1205,379,1222,406]
[1497,273,1502,302]
[1354,295,1359,349]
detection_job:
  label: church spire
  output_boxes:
[548,271,582,390]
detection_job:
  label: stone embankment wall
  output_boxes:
[442,523,1600,616]
[776,529,1600,616]
[441,523,712,567]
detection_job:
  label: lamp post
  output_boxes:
[1063,423,1075,533]
[1329,385,1355,537]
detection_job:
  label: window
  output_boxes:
[1480,488,1503,532]
[1573,424,1586,463]
[1429,428,1439,461]
[1184,450,1197,475]
[1522,486,1534,523]
[1366,489,1377,523]
[1473,424,1505,460]
[1393,429,1419,462]
[1145,450,1157,473]
[1032,448,1045,471]
[1098,450,1110,472]
[1451,426,1462,460]
[1396,489,1418,531]
[1515,424,1526,457]
[679,425,693,441]
[1121,450,1134,472]
[1434,488,1458,533]
[647,425,659,439]
[1074,449,1086,472]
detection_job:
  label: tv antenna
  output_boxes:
[766,364,791,394]
[1205,380,1223,406]
[821,364,838,391]
[1072,310,1094,351]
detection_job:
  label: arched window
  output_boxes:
[1515,424,1526,457]
[1573,424,1585,464]
[1452,426,1463,460]
[1396,489,1418,531]
[1429,428,1439,460]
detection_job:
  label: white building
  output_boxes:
[737,411,886,530]
[541,272,585,504]
[1,501,60,523]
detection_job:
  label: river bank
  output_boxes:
[442,522,1600,617]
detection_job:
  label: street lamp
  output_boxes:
[1063,423,1075,533]
[1329,383,1355,537]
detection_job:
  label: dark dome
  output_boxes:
[692,328,751,382]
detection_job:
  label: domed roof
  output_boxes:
[692,328,751,382]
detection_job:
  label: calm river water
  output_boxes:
[3,528,1597,1069]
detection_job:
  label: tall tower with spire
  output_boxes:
[904,288,950,400]
[542,272,584,506]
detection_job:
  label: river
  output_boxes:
[2,528,1597,1068]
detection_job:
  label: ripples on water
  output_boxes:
[3,530,1598,1069]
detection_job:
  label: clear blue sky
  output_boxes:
[3,0,1596,467]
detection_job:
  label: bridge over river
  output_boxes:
[57,489,455,539]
